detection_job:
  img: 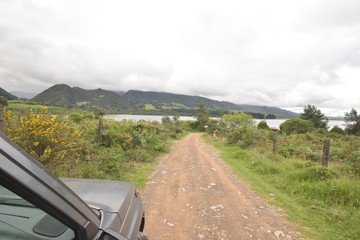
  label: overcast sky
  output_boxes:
[1,0,360,112]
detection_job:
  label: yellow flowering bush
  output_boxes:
[4,107,82,176]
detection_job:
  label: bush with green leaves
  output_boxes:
[0,96,8,106]
[306,166,338,181]
[280,118,315,135]
[221,113,255,146]
[347,151,360,175]
[257,120,270,130]
[329,126,346,135]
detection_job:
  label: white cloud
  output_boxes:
[0,0,360,110]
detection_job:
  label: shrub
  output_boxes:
[280,118,315,135]
[257,120,270,130]
[222,113,255,145]
[279,144,297,158]
[161,115,172,125]
[330,126,346,135]
[347,151,360,175]
[0,96,8,106]
[69,112,83,123]
[306,166,338,181]
[4,107,82,175]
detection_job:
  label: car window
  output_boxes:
[0,184,75,240]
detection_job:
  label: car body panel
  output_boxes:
[0,132,146,240]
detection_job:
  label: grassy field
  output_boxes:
[8,100,56,109]
[204,135,360,240]
[7,100,90,115]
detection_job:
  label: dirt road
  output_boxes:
[141,133,302,240]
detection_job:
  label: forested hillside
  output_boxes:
[0,87,17,100]
[23,84,298,118]
[31,84,131,111]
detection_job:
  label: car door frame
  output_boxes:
[0,132,101,240]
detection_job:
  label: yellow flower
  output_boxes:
[33,142,39,147]
[44,148,52,154]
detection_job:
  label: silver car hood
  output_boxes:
[61,178,135,223]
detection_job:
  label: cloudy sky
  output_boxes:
[1,0,360,113]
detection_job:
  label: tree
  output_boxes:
[300,105,328,129]
[344,108,360,136]
[172,112,180,125]
[280,118,315,135]
[93,107,105,119]
[161,114,172,125]
[195,103,209,131]
[0,96,8,106]
[222,113,255,129]
[221,113,255,145]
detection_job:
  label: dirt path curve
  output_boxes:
[141,133,302,240]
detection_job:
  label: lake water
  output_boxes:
[106,115,347,129]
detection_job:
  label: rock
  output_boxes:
[210,205,224,211]
[196,234,205,239]
[178,187,189,192]
[167,222,175,227]
[210,168,217,172]
[269,193,276,197]
[274,230,285,238]
[199,187,208,191]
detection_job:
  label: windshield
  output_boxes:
[0,185,75,240]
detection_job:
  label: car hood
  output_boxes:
[61,178,135,223]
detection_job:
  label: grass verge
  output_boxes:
[204,135,360,240]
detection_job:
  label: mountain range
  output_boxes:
[0,87,17,100]
[1,84,298,118]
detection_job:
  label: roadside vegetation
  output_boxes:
[2,101,189,187]
[201,105,360,240]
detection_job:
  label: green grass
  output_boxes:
[122,163,156,188]
[143,104,156,110]
[122,131,191,188]
[204,135,360,240]
[7,100,90,116]
[8,100,57,110]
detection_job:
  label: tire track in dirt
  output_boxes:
[141,133,302,240]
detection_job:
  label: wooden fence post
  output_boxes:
[0,106,4,132]
[322,138,331,167]
[272,131,277,153]
[98,118,103,144]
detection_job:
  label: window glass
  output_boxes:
[0,184,75,240]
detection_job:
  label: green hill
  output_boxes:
[123,90,298,118]
[0,87,17,100]
[31,84,131,111]
[29,84,298,118]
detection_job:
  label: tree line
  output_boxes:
[193,103,360,136]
